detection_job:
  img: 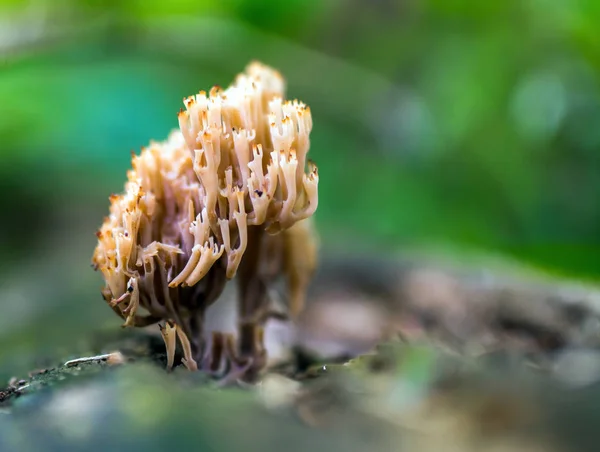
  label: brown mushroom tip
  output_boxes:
[184,96,195,107]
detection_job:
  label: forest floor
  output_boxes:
[3,254,600,452]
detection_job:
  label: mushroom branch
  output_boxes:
[92,62,319,380]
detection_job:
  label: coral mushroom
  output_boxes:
[92,62,319,380]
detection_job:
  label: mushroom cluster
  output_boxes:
[92,62,319,379]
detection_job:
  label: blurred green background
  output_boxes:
[1,0,600,377]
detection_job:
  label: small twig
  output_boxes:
[64,352,125,367]
[14,384,30,394]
